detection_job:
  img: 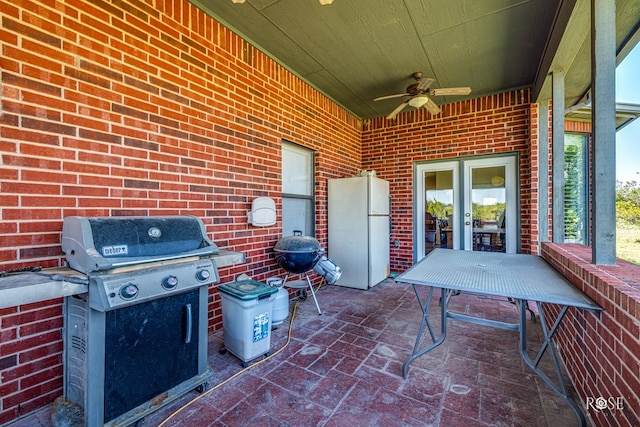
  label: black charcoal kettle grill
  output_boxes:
[274,231,324,315]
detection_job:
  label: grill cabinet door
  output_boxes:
[103,290,199,422]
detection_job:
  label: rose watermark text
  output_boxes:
[586,397,625,412]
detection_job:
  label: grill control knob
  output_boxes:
[196,269,211,282]
[120,284,138,300]
[162,275,179,290]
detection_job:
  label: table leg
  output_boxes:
[518,300,586,427]
[508,298,536,323]
[403,286,448,379]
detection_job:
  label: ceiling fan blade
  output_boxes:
[416,78,434,92]
[374,93,410,101]
[423,96,441,115]
[387,101,408,120]
[430,87,472,96]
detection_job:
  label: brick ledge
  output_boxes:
[541,242,640,315]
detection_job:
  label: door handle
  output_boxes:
[184,303,192,344]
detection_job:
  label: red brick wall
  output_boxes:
[542,243,640,427]
[0,0,361,422]
[0,300,63,422]
[529,101,542,250]
[362,90,535,273]
[566,120,593,133]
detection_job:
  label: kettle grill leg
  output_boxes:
[282,272,321,315]
[304,272,322,315]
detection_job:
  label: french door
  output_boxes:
[463,157,517,253]
[415,155,517,260]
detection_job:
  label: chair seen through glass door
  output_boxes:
[424,169,455,254]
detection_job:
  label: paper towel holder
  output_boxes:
[247,197,276,226]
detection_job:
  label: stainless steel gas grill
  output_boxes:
[58,216,220,427]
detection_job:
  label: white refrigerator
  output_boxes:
[328,176,390,289]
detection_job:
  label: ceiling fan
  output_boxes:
[374,72,472,120]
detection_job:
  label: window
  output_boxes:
[564,133,589,244]
[282,141,315,236]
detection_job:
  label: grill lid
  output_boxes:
[62,215,219,273]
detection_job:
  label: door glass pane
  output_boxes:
[471,166,506,252]
[425,170,454,254]
[564,134,589,244]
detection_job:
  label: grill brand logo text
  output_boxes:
[102,245,128,256]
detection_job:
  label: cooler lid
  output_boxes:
[218,280,277,300]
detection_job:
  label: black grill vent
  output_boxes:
[71,336,86,354]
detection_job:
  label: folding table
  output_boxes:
[395,249,602,427]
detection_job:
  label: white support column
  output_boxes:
[591,0,617,265]
[552,71,565,243]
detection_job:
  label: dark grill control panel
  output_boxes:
[88,258,218,311]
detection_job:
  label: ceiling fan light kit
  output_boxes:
[491,176,505,186]
[408,96,428,108]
